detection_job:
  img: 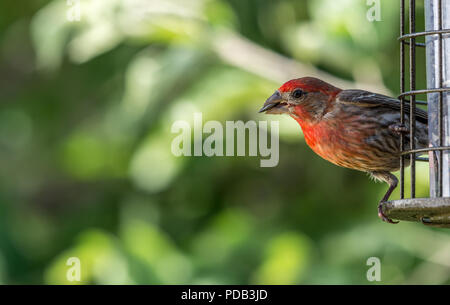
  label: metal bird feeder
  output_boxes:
[381,0,450,227]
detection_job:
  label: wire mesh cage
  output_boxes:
[381,0,450,227]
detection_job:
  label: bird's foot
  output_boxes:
[389,123,409,135]
[378,201,399,224]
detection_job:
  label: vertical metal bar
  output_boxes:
[409,0,416,198]
[425,0,449,197]
[400,0,406,199]
[437,0,443,197]
[444,0,450,198]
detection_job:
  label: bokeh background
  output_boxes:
[0,0,449,284]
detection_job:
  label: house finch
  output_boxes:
[259,77,428,223]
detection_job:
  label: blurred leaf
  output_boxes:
[31,0,72,70]
[44,230,128,284]
[121,220,192,284]
[253,232,312,284]
[191,209,253,267]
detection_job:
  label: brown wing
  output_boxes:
[337,90,428,124]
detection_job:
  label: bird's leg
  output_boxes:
[389,123,409,135]
[370,171,399,224]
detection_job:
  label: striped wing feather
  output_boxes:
[337,90,428,124]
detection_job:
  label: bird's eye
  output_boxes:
[292,89,304,99]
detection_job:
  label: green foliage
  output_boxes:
[0,0,447,284]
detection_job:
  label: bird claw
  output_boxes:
[389,123,409,135]
[378,202,399,224]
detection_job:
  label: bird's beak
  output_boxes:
[259,91,288,114]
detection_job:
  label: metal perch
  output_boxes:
[382,198,450,227]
